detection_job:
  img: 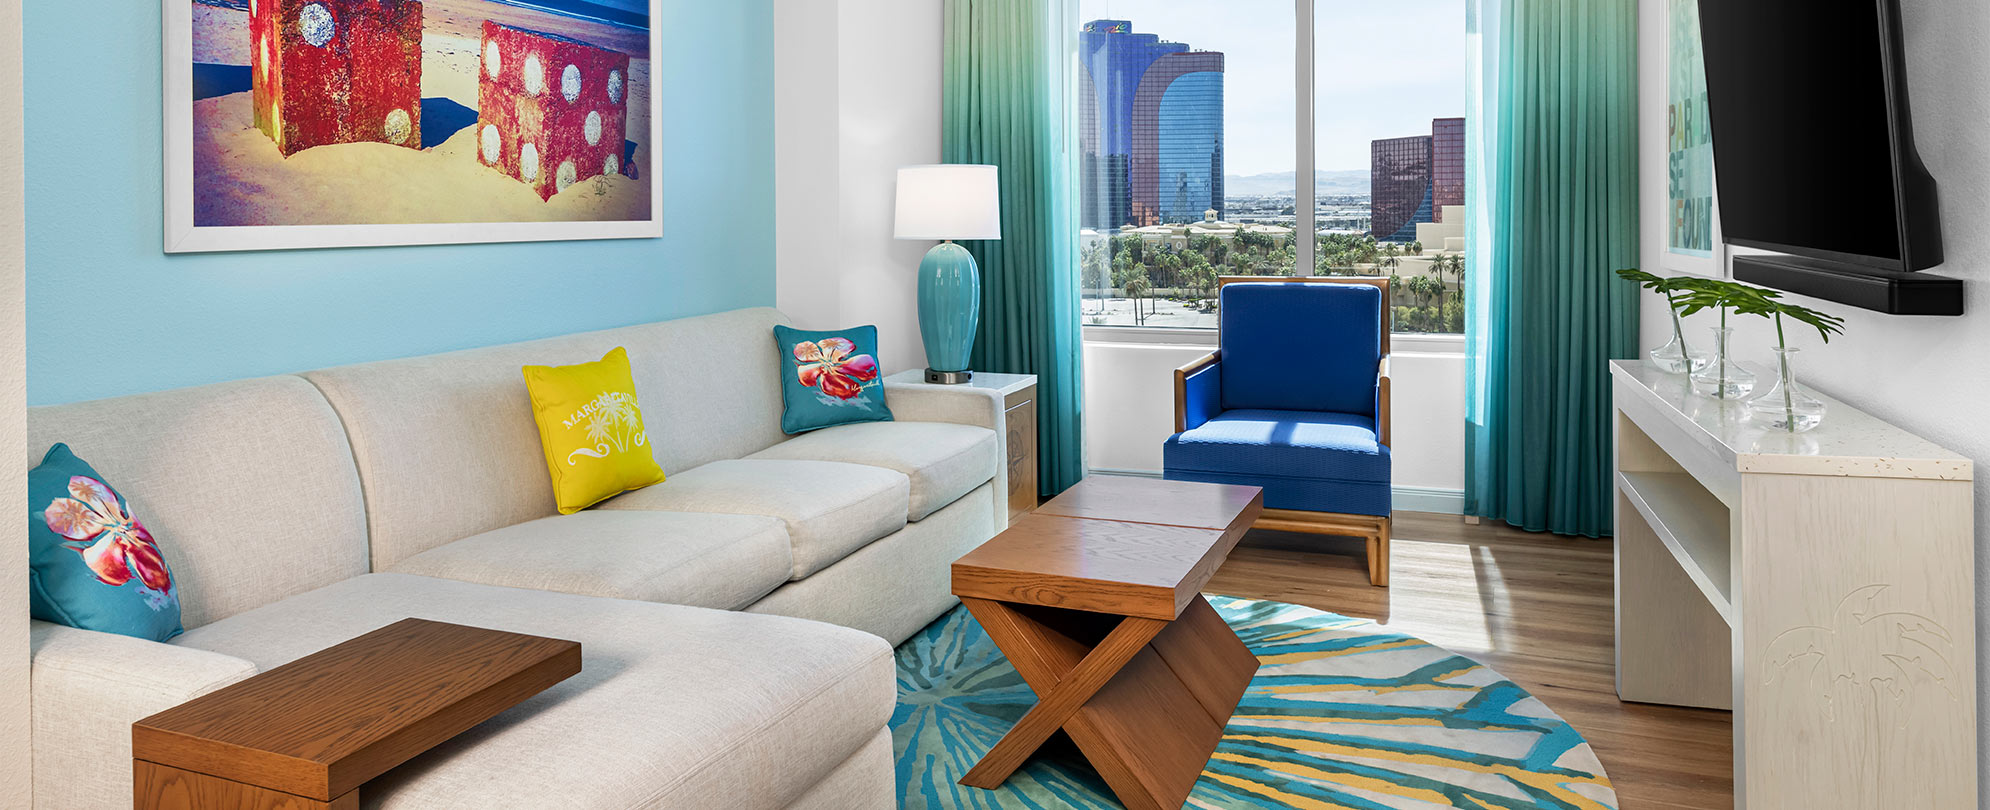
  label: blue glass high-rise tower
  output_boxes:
[1080,20,1224,230]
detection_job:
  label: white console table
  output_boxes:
[1611,359,1975,809]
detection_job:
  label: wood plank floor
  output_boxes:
[1204,511,1733,810]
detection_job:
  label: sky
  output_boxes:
[1079,0,1468,176]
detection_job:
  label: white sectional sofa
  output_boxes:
[26,307,1008,809]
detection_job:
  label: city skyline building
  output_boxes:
[1370,116,1464,240]
[1370,134,1431,242]
[1080,20,1224,230]
[1431,117,1465,222]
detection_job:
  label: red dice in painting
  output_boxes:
[476,21,632,201]
[250,0,422,157]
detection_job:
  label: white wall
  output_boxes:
[1637,0,1990,791]
[1,0,28,802]
[773,0,942,376]
[1084,334,1467,512]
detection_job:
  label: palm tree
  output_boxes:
[1122,270,1152,325]
[1153,251,1184,293]
[1080,243,1110,315]
[1184,251,1216,300]
[1378,243,1403,275]
[1406,274,1443,309]
[1424,255,1461,311]
[1194,262,1219,300]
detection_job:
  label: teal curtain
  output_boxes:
[1464,0,1639,537]
[943,0,1086,497]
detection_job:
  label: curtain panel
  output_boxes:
[942,0,1087,497]
[1464,0,1640,538]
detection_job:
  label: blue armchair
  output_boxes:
[1163,277,1393,586]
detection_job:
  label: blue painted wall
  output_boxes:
[25,1,774,405]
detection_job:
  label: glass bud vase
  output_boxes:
[1747,347,1827,432]
[1690,327,1756,399]
[1648,307,1709,374]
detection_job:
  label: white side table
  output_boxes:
[885,370,1038,521]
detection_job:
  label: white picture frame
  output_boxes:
[163,0,663,253]
[1662,0,1723,278]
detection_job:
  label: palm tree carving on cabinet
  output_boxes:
[1762,584,1959,807]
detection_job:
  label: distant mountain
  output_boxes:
[1223,170,1369,197]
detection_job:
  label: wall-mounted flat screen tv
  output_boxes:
[1697,0,1942,271]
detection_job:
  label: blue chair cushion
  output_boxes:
[1218,282,1381,416]
[1162,409,1390,517]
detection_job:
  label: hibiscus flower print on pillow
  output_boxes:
[46,476,173,595]
[794,337,881,401]
[28,443,183,641]
[774,325,895,434]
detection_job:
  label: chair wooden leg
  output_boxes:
[1254,509,1393,588]
[1368,517,1391,588]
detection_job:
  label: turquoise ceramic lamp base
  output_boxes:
[917,241,981,384]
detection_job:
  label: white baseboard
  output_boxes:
[1390,485,1466,515]
[1086,469,1466,516]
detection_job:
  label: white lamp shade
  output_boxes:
[894,165,1001,241]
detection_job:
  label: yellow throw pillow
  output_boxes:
[522,347,668,514]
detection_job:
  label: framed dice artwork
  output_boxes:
[164,0,661,252]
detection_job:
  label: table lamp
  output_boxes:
[894,164,1001,384]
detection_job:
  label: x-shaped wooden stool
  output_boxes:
[951,478,1265,810]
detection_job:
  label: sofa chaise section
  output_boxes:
[27,368,898,809]
[170,574,895,810]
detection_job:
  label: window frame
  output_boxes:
[1077,0,1464,344]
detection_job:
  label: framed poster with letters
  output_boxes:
[1665,0,1723,277]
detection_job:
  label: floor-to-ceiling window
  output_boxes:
[1077,0,1466,335]
[1078,0,1469,493]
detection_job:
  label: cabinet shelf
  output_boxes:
[1615,470,1731,624]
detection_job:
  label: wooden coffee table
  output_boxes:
[951,476,1264,810]
[132,618,580,809]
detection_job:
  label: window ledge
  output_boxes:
[1082,325,1466,355]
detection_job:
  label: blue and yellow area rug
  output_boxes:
[891,597,1617,809]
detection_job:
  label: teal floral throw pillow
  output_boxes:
[774,325,895,434]
[28,444,182,641]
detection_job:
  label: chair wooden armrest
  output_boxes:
[1378,355,1391,448]
[1173,350,1220,434]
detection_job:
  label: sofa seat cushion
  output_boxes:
[599,459,909,580]
[385,511,792,610]
[170,574,893,810]
[1163,409,1391,517]
[747,421,998,521]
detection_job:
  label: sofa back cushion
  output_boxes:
[1219,282,1381,416]
[303,307,791,570]
[25,377,370,629]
